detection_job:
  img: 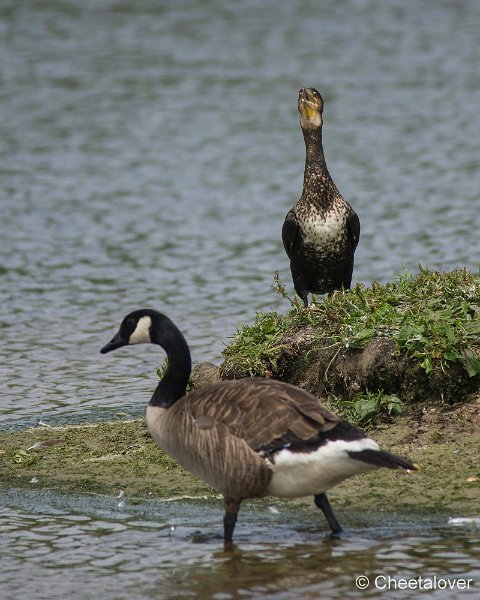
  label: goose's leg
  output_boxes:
[223,497,240,543]
[314,493,342,534]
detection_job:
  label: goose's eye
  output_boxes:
[126,318,136,329]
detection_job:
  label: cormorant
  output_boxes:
[282,87,360,307]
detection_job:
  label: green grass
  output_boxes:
[220,311,294,376]
[222,267,480,381]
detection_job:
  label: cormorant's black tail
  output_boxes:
[348,448,417,471]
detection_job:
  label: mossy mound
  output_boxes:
[221,268,480,425]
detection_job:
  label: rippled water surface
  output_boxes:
[1,1,479,597]
[1,0,479,425]
[1,488,479,600]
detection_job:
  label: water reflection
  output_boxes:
[158,531,480,600]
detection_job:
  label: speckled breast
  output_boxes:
[300,211,348,251]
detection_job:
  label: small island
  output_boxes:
[1,268,479,515]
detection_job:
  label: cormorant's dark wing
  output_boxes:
[282,210,301,258]
[346,209,360,251]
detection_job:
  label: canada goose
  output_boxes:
[101,309,415,542]
[283,87,360,307]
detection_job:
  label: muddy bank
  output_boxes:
[223,333,479,407]
[1,394,479,514]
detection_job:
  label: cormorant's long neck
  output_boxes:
[301,128,332,202]
[149,322,192,409]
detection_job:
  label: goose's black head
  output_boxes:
[100,309,162,354]
[298,87,324,131]
[101,308,192,407]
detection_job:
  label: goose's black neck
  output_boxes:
[301,128,332,203]
[149,318,192,409]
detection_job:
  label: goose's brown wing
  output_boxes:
[187,377,340,453]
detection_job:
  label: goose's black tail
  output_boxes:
[348,448,417,471]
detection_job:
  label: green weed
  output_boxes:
[222,311,293,376]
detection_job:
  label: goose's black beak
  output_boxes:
[100,330,127,354]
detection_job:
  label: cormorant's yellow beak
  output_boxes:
[303,102,318,120]
[298,87,321,119]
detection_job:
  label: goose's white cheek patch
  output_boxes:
[129,316,152,344]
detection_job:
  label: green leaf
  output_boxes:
[464,319,480,335]
[443,324,457,345]
[460,347,480,377]
[13,450,29,464]
[349,328,374,348]
[354,396,377,420]
[421,356,433,374]
[444,349,461,362]
[385,395,403,415]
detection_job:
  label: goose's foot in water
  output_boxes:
[314,492,342,535]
